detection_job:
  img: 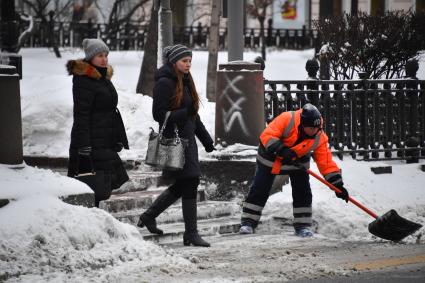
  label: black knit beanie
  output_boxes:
[163,44,192,64]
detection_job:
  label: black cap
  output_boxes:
[301,103,321,127]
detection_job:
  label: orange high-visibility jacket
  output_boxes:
[257,109,340,180]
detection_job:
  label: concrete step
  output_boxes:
[138,216,244,244]
[112,200,240,226]
[112,171,163,195]
[99,188,207,213]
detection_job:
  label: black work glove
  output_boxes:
[77,147,93,175]
[205,143,216,153]
[327,173,349,202]
[277,147,297,164]
[187,104,196,117]
[267,140,296,163]
[114,142,124,152]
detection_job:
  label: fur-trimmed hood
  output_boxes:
[66,59,113,80]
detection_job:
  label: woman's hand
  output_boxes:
[205,143,216,153]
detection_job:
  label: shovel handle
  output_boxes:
[305,168,378,219]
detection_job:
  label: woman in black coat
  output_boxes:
[137,44,215,247]
[67,38,129,207]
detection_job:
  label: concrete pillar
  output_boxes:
[0,64,23,165]
[215,61,264,146]
[227,0,244,61]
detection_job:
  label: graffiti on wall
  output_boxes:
[218,74,250,136]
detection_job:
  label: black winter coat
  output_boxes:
[66,59,129,189]
[153,63,213,179]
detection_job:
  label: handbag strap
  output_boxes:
[159,111,181,141]
[158,111,171,136]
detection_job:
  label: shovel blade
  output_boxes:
[368,209,422,242]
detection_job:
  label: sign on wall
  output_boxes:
[272,0,307,29]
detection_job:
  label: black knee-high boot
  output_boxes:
[182,198,210,247]
[137,188,180,235]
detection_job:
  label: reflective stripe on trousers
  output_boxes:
[293,206,312,228]
[241,161,312,228]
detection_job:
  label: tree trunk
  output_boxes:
[136,0,159,96]
[206,0,221,102]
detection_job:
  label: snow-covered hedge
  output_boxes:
[314,11,425,79]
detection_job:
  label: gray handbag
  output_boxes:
[145,111,187,170]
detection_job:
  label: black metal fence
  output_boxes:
[14,20,317,51]
[264,78,425,161]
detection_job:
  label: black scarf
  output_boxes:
[94,65,108,78]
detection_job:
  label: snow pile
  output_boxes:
[207,143,258,160]
[0,164,191,282]
[264,159,425,243]
[0,163,91,199]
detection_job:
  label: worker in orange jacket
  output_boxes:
[239,103,349,237]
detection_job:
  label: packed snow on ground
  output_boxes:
[0,164,192,282]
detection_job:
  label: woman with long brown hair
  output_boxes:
[137,44,215,247]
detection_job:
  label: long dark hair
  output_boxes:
[172,65,200,113]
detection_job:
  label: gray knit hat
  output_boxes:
[82,38,109,61]
[163,44,192,64]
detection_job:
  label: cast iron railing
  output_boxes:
[10,20,317,51]
[264,78,425,161]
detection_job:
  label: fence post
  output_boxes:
[0,65,23,165]
[216,61,264,146]
[70,29,74,47]
[189,26,194,47]
[383,82,393,157]
[196,22,203,46]
[358,72,369,158]
[301,25,306,49]
[368,80,379,158]
[395,78,406,157]
[275,29,280,47]
[305,58,319,106]
[266,18,273,46]
[404,59,420,163]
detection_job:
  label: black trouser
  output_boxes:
[168,177,200,199]
[241,162,312,229]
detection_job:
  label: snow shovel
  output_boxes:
[304,168,422,242]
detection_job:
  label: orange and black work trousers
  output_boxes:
[241,161,313,229]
